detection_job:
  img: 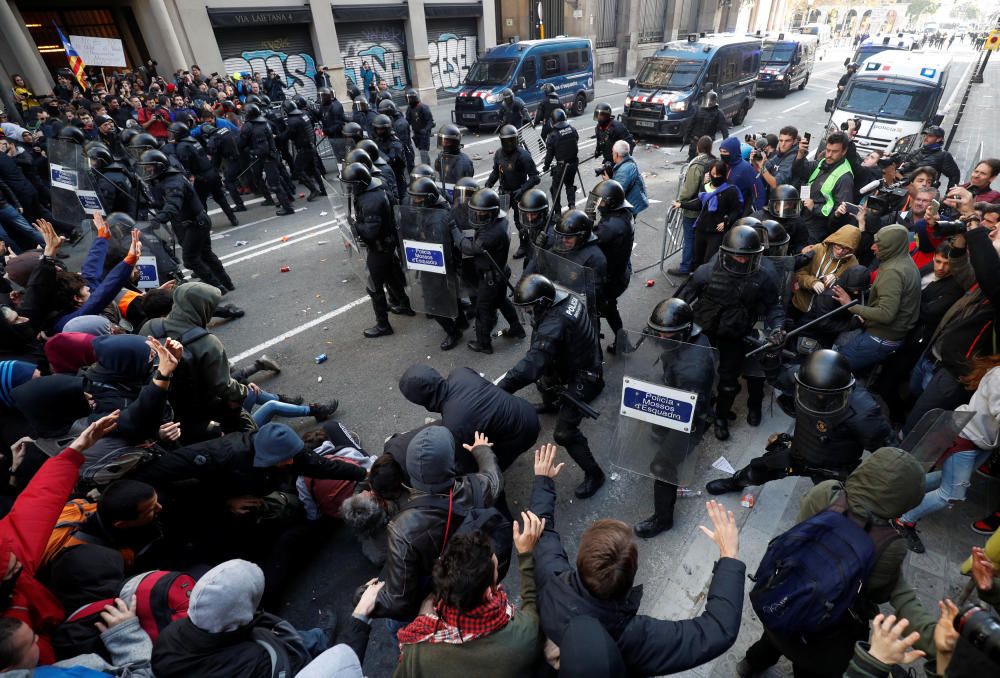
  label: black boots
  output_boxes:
[575,469,606,499]
[634,515,673,539]
[706,468,751,495]
[467,340,493,354]
[364,321,393,338]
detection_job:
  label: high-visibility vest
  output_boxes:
[808,160,853,217]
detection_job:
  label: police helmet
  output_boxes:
[553,210,594,252]
[221,100,237,114]
[372,114,393,138]
[541,83,556,95]
[498,124,519,154]
[410,163,436,183]
[342,122,365,143]
[318,87,333,105]
[593,102,613,124]
[245,94,263,106]
[282,100,299,116]
[550,108,567,125]
[768,184,802,219]
[454,177,480,207]
[353,97,369,113]
[137,149,171,181]
[518,189,549,226]
[647,298,697,341]
[719,225,764,276]
[405,88,419,106]
[341,162,373,194]
[168,122,189,141]
[119,127,139,146]
[105,212,137,239]
[512,273,568,313]
[259,94,272,107]
[355,139,385,166]
[407,176,440,207]
[500,88,514,104]
[57,125,86,145]
[436,124,463,153]
[847,62,860,71]
[377,90,394,104]
[757,220,790,256]
[199,123,218,138]
[733,216,761,229]
[293,95,308,110]
[794,349,856,417]
[585,180,628,220]
[243,103,262,121]
[468,188,502,228]
[86,143,113,170]
[378,99,398,116]
[702,90,719,107]
[345,148,373,171]
[127,132,159,162]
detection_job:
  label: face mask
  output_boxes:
[710,176,725,187]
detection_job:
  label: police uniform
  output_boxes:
[485,146,540,242]
[176,136,239,225]
[238,117,294,213]
[500,96,530,128]
[92,160,137,216]
[389,109,416,172]
[376,133,409,201]
[320,96,349,164]
[594,206,634,338]
[595,118,634,163]
[406,100,435,165]
[534,92,562,139]
[204,127,247,211]
[434,151,475,187]
[543,120,580,213]
[354,178,411,330]
[284,110,324,197]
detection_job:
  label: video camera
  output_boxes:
[933,219,968,236]
[955,604,1000,665]
[858,176,910,218]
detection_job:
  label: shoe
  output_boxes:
[229,215,240,227]
[634,515,673,538]
[706,476,744,495]
[310,400,340,422]
[388,304,416,316]
[497,326,526,339]
[714,418,730,441]
[534,402,558,415]
[467,340,493,354]
[306,190,321,202]
[512,242,529,259]
[234,204,248,212]
[892,519,926,554]
[275,206,295,216]
[440,332,461,351]
[223,281,236,292]
[736,658,766,677]
[747,408,762,427]
[976,455,1000,479]
[262,198,276,206]
[277,393,304,405]
[363,323,393,338]
[667,266,690,277]
[255,355,281,373]
[214,303,245,319]
[575,470,606,499]
[777,394,796,418]
[971,511,1000,535]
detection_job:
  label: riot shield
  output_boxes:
[765,256,796,309]
[323,177,369,282]
[899,409,977,470]
[607,330,719,486]
[394,205,460,318]
[48,138,90,226]
[517,123,547,167]
[450,204,479,299]
[531,247,596,312]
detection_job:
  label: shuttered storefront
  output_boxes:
[333,5,411,96]
[425,3,481,99]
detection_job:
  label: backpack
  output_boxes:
[78,437,161,490]
[41,499,127,569]
[749,492,898,636]
[251,613,312,678]
[66,570,195,642]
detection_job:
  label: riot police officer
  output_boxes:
[342,121,366,146]
[352,97,377,138]
[174,122,240,226]
[407,176,470,350]
[433,124,475,188]
[533,83,562,139]
[319,87,348,165]
[755,219,791,256]
[200,123,247,213]
[542,108,579,214]
[485,125,540,259]
[706,349,891,494]
[450,188,526,354]
[410,163,436,184]
[281,100,324,201]
[405,88,435,166]
[87,143,137,216]
[263,97,295,170]
[378,99,415,173]
[676,225,785,440]
[499,87,529,128]
[588,180,634,349]
[341,162,413,338]
[497,273,606,498]
[750,183,808,253]
[161,122,185,167]
[372,113,409,199]
[137,148,234,292]
[594,102,634,164]
[517,188,551,263]
[535,210,607,318]
[354,140,400,206]
[633,298,716,538]
[238,103,295,215]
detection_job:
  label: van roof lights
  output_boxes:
[687,34,698,42]
[778,33,785,40]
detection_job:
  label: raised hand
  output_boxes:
[533,443,564,478]
[462,431,492,451]
[698,500,739,559]
[513,511,546,554]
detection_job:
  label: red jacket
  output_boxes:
[0,447,84,664]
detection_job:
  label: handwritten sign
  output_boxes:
[402,239,446,274]
[69,35,126,68]
[620,377,698,433]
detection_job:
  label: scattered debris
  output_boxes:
[645,279,655,287]
[712,456,736,475]
[280,266,290,272]
[235,240,248,247]
[315,353,328,364]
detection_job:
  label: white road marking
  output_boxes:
[229,295,371,364]
[222,225,342,266]
[217,221,342,261]
[782,101,810,113]
[207,196,263,216]
[211,208,308,240]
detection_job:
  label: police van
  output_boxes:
[621,34,761,138]
[756,32,818,96]
[452,37,595,129]
[847,34,917,68]
[824,51,950,156]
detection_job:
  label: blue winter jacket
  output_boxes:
[720,136,755,212]
[612,155,649,216]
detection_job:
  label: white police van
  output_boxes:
[824,51,950,157]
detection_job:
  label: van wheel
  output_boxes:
[732,101,749,125]
[572,94,587,116]
[781,80,791,97]
[798,74,809,90]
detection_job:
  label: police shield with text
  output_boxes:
[486,125,540,259]
[498,273,606,499]
[612,298,718,538]
[49,125,90,228]
[543,108,579,215]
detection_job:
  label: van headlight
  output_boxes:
[485,93,501,104]
[625,96,632,107]
[669,100,688,112]
[891,134,916,153]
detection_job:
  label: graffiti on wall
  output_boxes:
[223,48,318,100]
[342,26,409,92]
[428,33,477,92]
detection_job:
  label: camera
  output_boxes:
[933,219,968,237]
[955,604,1000,665]
[876,153,899,168]
[840,117,862,132]
[594,160,615,177]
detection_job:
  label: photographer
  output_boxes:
[793,131,856,243]
[757,126,799,190]
[137,97,171,142]
[898,125,961,190]
[604,140,648,216]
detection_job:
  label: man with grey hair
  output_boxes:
[604,140,648,216]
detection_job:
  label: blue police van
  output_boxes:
[452,37,595,129]
[622,34,761,138]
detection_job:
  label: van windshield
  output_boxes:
[635,57,704,89]
[465,59,518,86]
[855,45,898,63]
[840,81,937,121]
[762,43,796,63]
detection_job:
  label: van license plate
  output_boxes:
[462,114,477,121]
[635,120,655,128]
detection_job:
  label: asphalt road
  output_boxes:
[170,44,983,676]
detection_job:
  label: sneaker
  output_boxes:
[255,355,281,373]
[277,393,305,405]
[976,454,1000,480]
[892,519,926,554]
[971,511,1000,535]
[310,400,340,422]
[667,266,690,277]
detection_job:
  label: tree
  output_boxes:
[906,0,939,20]
[953,2,981,22]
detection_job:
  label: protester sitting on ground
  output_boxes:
[792,225,861,316]
[528,444,744,676]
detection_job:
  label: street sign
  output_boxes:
[986,30,1000,52]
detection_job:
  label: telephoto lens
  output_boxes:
[955,604,1000,664]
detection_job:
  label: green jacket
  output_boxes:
[849,225,921,340]
[680,153,714,219]
[394,551,542,678]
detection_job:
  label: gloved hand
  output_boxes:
[766,328,787,348]
[533,228,548,248]
[812,281,826,294]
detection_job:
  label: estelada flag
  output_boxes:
[53,24,88,91]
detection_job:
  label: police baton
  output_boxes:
[745,300,860,358]
[235,155,262,181]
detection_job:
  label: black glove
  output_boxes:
[766,328,787,349]
[533,227,548,248]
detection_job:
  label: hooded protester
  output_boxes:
[372,427,504,621]
[398,365,540,471]
[62,315,114,336]
[673,159,744,267]
[719,136,755,212]
[43,332,97,375]
[833,225,921,372]
[0,309,46,367]
[796,265,870,346]
[13,374,91,454]
[793,225,862,313]
[151,559,322,678]
[739,447,934,677]
[82,335,154,418]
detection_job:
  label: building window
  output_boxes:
[595,0,619,49]
[637,0,667,45]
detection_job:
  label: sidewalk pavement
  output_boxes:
[947,50,1000,177]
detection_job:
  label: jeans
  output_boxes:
[908,356,936,398]
[679,215,697,272]
[297,626,330,657]
[835,332,903,373]
[902,449,991,523]
[243,388,310,425]
[0,205,44,253]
